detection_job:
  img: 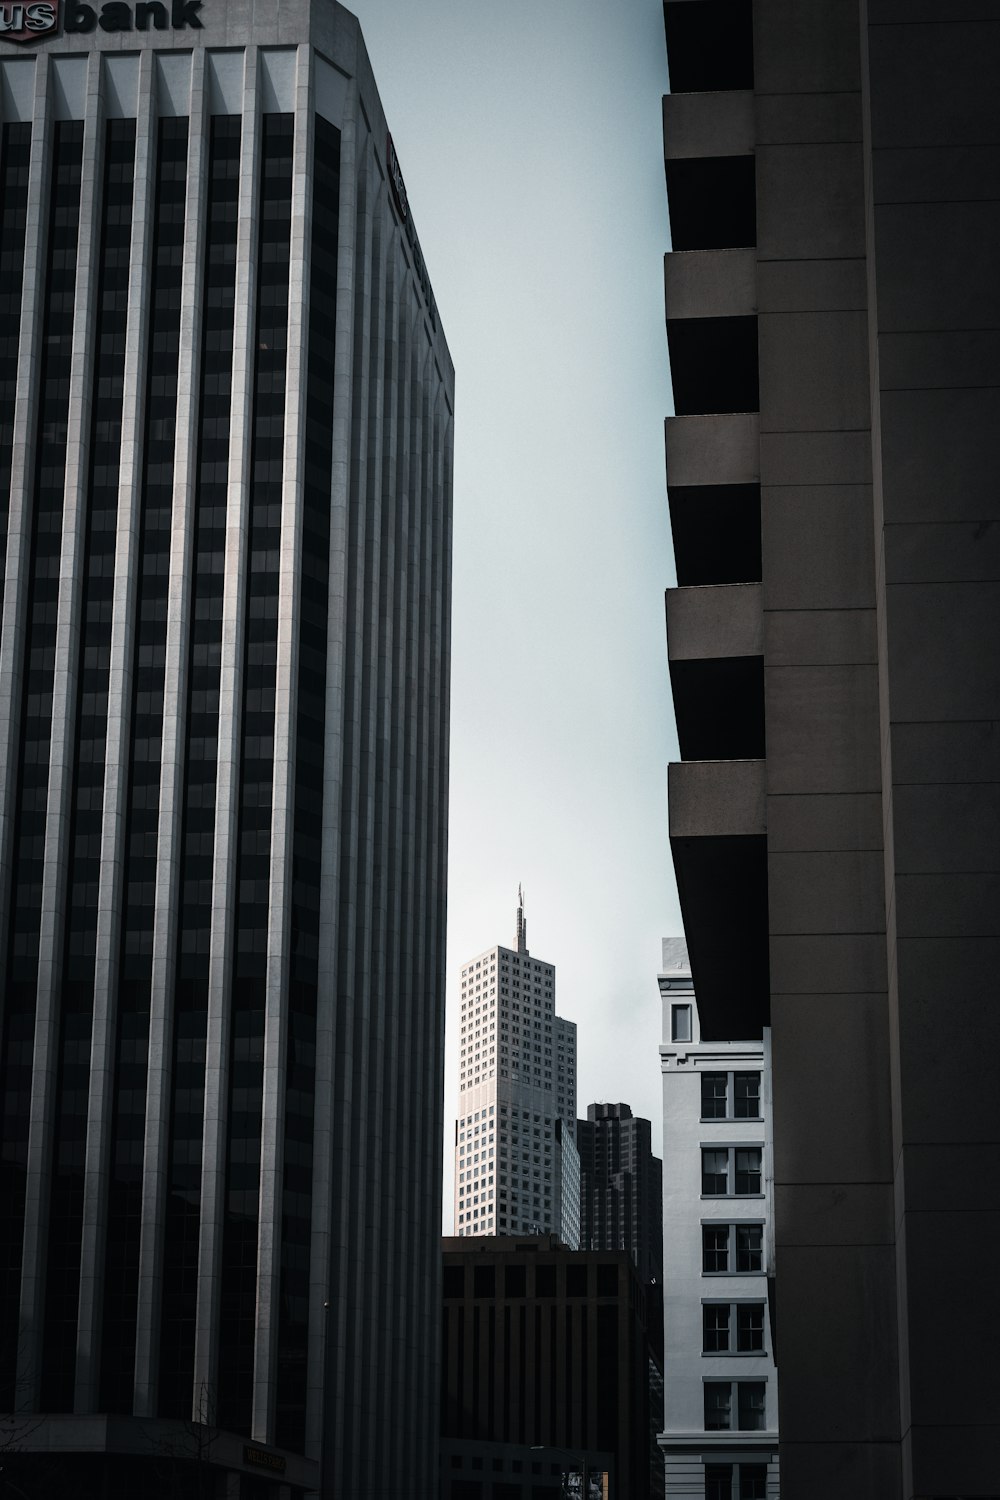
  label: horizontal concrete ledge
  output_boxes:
[663,89,754,160]
[667,581,763,662]
[666,247,757,321]
[666,412,760,488]
[669,758,766,839]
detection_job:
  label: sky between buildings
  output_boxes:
[347,0,680,1227]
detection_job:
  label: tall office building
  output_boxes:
[661,3,998,1495]
[577,1102,662,1291]
[454,893,579,1241]
[0,4,453,1497]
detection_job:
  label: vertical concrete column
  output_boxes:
[0,54,48,1025]
[76,48,156,1413]
[18,52,103,1405]
[135,47,207,1419]
[338,128,378,1491]
[251,42,313,1445]
[355,162,389,1500]
[372,248,402,1441]
[304,86,358,1473]
[193,46,260,1413]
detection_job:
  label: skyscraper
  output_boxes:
[0,5,453,1497]
[661,2,998,1494]
[454,892,578,1241]
[577,1102,662,1292]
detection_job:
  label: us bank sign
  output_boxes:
[0,0,204,41]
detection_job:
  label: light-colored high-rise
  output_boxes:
[454,893,578,1242]
[0,4,453,1497]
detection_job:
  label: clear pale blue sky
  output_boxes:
[347,0,680,1226]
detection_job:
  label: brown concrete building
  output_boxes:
[661,3,999,1498]
[441,1237,655,1500]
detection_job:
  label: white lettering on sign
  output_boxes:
[0,2,59,41]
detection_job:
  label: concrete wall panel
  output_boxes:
[769,933,887,995]
[895,872,1000,939]
[775,1245,898,1440]
[892,783,1000,873]
[756,144,866,260]
[755,90,861,146]
[894,937,1000,1142]
[761,485,875,610]
[878,387,1000,523]
[771,993,891,1181]
[874,203,1000,332]
[758,310,871,432]
[885,580,1000,723]
[754,0,861,94]
[757,256,866,314]
[766,792,883,853]
[878,329,1000,392]
[872,144,1000,204]
[779,1441,900,1498]
[890,720,1000,786]
[764,608,875,668]
[775,1182,893,1246]
[885,521,1000,586]
[764,664,881,794]
[769,850,885,936]
[867,21,1000,149]
[759,430,871,487]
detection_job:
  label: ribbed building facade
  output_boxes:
[0,4,453,1496]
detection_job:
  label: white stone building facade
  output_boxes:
[658,942,779,1500]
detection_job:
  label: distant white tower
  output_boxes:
[453,891,579,1241]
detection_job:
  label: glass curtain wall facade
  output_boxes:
[0,9,453,1499]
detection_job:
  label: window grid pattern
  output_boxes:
[219,111,293,1438]
[274,113,340,1453]
[159,114,241,1419]
[101,116,188,1415]
[0,118,33,1409]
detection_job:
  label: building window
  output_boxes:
[701,1071,761,1120]
[701,1073,728,1118]
[671,1004,692,1042]
[701,1147,762,1196]
[704,1381,766,1432]
[702,1302,766,1354]
[702,1222,764,1274]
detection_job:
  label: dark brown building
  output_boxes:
[441,1237,654,1500]
[661,1,1000,1495]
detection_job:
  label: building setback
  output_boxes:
[661,3,999,1496]
[454,895,579,1242]
[0,3,454,1496]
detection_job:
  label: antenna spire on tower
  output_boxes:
[515,883,528,954]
